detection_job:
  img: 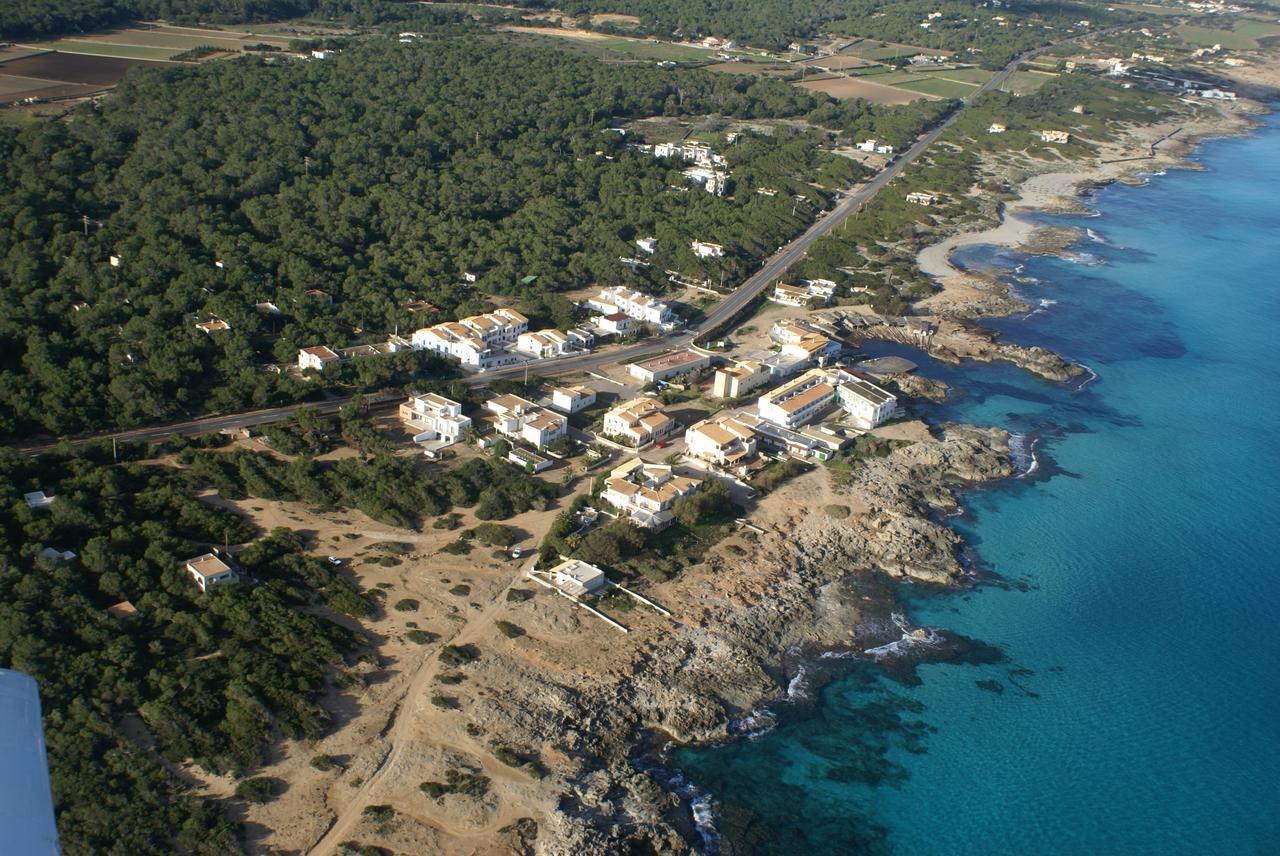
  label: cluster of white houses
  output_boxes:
[770,279,836,307]
[411,307,594,370]
[585,285,676,329]
[601,458,703,529]
[856,139,896,155]
[602,397,677,447]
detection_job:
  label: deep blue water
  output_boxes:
[675,113,1280,854]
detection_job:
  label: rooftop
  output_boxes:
[185,553,233,580]
[632,350,707,372]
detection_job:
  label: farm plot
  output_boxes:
[0,51,175,104]
[1176,24,1262,50]
[890,76,979,99]
[499,27,713,61]
[804,54,876,70]
[795,76,932,104]
[18,24,294,61]
[838,37,951,61]
[1001,69,1055,94]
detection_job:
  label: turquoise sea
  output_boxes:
[675,112,1280,854]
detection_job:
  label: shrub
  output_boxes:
[436,672,465,685]
[472,522,516,546]
[394,598,420,612]
[420,781,446,798]
[406,629,436,645]
[362,804,395,824]
[310,754,337,772]
[494,620,524,639]
[444,768,490,797]
[235,777,276,804]
[449,584,471,596]
[441,539,472,555]
[824,504,851,519]
[430,695,457,710]
[438,644,479,667]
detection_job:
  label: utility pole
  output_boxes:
[303,155,311,176]
[112,437,117,464]
[81,214,90,236]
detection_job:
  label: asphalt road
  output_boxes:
[14,40,1063,455]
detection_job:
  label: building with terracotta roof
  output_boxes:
[298,345,341,372]
[602,397,676,447]
[684,415,758,473]
[757,368,839,429]
[585,286,674,326]
[485,394,567,449]
[627,349,712,384]
[601,459,702,529]
[712,360,771,399]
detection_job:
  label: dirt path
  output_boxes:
[305,569,522,854]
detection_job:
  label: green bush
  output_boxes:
[394,598,420,612]
[495,620,524,639]
[235,777,277,804]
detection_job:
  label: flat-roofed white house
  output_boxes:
[486,394,567,449]
[685,415,758,473]
[757,368,839,429]
[691,240,725,259]
[399,393,471,445]
[906,191,939,206]
[771,281,835,307]
[184,553,239,593]
[636,237,658,255]
[24,491,55,510]
[601,459,702,529]
[712,360,770,399]
[551,385,597,414]
[1040,130,1071,144]
[537,558,608,597]
[602,397,676,447]
[298,345,341,372]
[831,369,898,429]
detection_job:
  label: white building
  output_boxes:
[831,370,898,429]
[683,165,728,195]
[23,491,54,510]
[412,308,529,369]
[298,345,341,372]
[771,281,834,307]
[684,415,758,471]
[551,385,597,414]
[627,349,713,384]
[602,397,676,447]
[515,329,573,358]
[987,123,1007,134]
[585,286,673,326]
[906,191,939,205]
[856,139,895,154]
[540,558,607,597]
[485,394,567,449]
[311,49,336,60]
[595,311,634,335]
[1040,130,1071,144]
[757,368,839,429]
[712,360,770,399]
[600,459,702,529]
[691,240,725,259]
[184,553,239,593]
[636,237,658,255]
[399,393,472,445]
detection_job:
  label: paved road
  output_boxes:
[14,40,1063,455]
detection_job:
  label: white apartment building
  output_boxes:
[485,394,567,449]
[412,308,529,367]
[757,369,839,429]
[771,281,835,307]
[831,369,898,429]
[585,286,673,325]
[712,360,770,399]
[551,385,597,414]
[906,191,939,206]
[691,240,725,259]
[602,397,676,447]
[684,415,758,471]
[600,459,702,529]
[515,329,572,358]
[399,393,472,445]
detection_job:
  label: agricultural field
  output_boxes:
[15,24,294,62]
[1175,17,1280,50]
[804,54,876,70]
[795,75,933,104]
[1000,69,1056,95]
[703,61,792,75]
[890,76,978,99]
[0,51,175,104]
[499,26,716,62]
[838,37,951,62]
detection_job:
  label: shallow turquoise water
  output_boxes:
[675,113,1280,854]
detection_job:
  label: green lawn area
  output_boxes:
[1176,24,1259,50]
[845,64,894,76]
[1001,69,1054,95]
[45,40,181,60]
[891,77,979,99]
[932,67,996,85]
[838,38,941,62]
[1231,18,1280,40]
